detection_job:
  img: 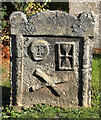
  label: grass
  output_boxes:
[0,60,10,87]
[1,53,101,119]
[91,54,101,107]
[92,54,101,91]
[1,104,100,119]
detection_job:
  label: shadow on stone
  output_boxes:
[0,86,11,107]
[27,42,35,61]
[78,38,84,106]
[47,86,60,97]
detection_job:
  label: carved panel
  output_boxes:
[57,42,74,70]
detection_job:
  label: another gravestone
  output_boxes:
[10,11,94,108]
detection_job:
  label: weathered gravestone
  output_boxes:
[10,11,94,108]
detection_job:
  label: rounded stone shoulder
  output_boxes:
[77,11,95,23]
[10,11,27,23]
[10,11,27,28]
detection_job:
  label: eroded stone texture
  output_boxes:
[10,10,94,108]
[69,2,101,48]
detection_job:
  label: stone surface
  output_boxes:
[69,1,100,48]
[10,10,94,108]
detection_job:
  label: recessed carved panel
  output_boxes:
[57,42,74,70]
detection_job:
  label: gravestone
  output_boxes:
[10,11,94,108]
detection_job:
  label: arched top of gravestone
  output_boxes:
[10,10,94,37]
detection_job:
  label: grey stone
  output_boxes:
[10,10,94,108]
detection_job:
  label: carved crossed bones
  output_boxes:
[32,68,66,96]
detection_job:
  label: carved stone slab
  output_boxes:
[10,11,94,108]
